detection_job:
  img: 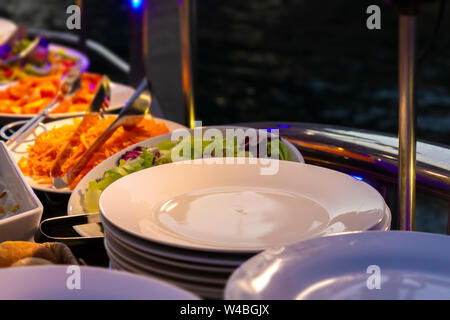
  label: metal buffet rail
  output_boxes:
[239,122,450,234]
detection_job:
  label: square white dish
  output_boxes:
[0,141,43,242]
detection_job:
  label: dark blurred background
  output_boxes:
[0,0,449,146]
[0,0,448,233]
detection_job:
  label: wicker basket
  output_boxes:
[0,241,78,267]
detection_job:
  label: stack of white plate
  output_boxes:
[99,159,391,299]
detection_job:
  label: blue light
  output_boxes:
[131,0,143,9]
[277,124,290,128]
[351,175,364,181]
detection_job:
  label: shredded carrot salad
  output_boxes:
[0,73,102,114]
[18,116,170,189]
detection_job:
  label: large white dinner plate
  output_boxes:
[0,79,133,121]
[68,126,303,237]
[7,115,185,194]
[0,265,198,300]
[224,231,450,300]
[99,159,387,254]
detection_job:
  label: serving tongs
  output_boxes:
[49,75,112,187]
[1,66,83,146]
[40,213,103,245]
[51,78,151,188]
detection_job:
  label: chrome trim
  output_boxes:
[238,122,450,201]
[398,12,417,231]
[179,0,196,128]
[27,28,131,74]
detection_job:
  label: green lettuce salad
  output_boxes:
[84,136,291,212]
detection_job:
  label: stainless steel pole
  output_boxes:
[398,8,417,231]
[179,0,196,128]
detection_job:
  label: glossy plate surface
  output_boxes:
[100,160,387,253]
[0,265,199,299]
[225,231,450,300]
[101,216,248,266]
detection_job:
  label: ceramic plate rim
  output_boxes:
[0,80,132,119]
[105,229,237,273]
[105,239,229,286]
[224,231,450,300]
[0,43,89,89]
[0,265,199,300]
[99,160,387,254]
[101,215,247,266]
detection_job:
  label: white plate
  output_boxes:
[0,265,199,300]
[0,18,17,44]
[68,126,303,237]
[101,215,247,267]
[105,237,228,286]
[370,204,391,231]
[0,141,43,242]
[49,43,90,73]
[7,115,185,194]
[109,257,223,299]
[0,43,89,87]
[0,79,133,121]
[100,159,387,253]
[225,231,450,300]
[104,208,389,277]
[105,229,236,273]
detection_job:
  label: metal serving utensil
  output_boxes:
[1,66,83,146]
[39,213,104,245]
[51,77,151,188]
[50,75,111,185]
